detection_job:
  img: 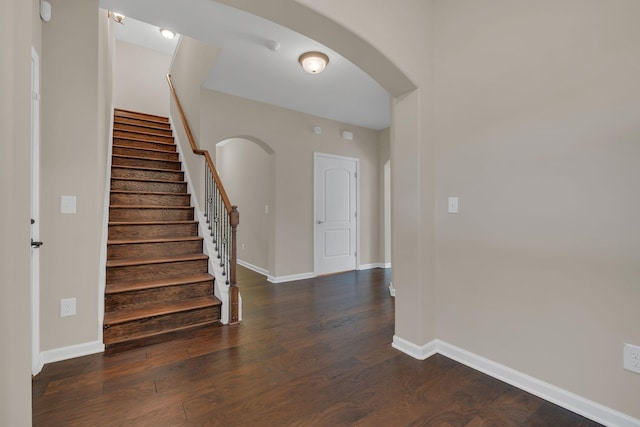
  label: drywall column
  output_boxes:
[40,0,103,351]
[392,89,436,348]
[0,0,36,424]
[377,128,391,266]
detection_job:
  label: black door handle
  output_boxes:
[31,239,43,248]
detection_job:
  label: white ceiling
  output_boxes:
[99,0,391,130]
[112,16,179,56]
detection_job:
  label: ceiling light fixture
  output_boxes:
[298,51,329,74]
[108,11,125,25]
[160,28,176,40]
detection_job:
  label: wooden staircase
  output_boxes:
[104,109,221,349]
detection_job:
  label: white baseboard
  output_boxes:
[388,281,395,297]
[358,263,387,270]
[237,259,269,277]
[384,262,391,269]
[33,354,44,376]
[268,272,316,284]
[392,335,437,360]
[392,338,640,427]
[41,340,104,366]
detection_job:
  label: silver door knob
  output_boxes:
[317,220,324,224]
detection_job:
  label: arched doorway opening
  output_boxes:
[215,136,275,277]
[213,0,425,344]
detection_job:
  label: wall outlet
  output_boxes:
[623,343,640,374]
[60,298,76,317]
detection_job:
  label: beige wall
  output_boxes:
[31,0,42,54]
[217,139,272,271]
[432,0,640,417]
[225,0,640,419]
[4,0,638,421]
[0,0,38,424]
[40,0,104,350]
[114,41,171,117]
[98,8,115,182]
[200,89,382,278]
[168,36,220,206]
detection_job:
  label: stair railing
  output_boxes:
[166,74,240,324]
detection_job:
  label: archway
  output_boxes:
[215,136,275,277]
[214,0,431,346]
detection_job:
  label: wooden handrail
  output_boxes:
[166,73,239,324]
[166,74,234,216]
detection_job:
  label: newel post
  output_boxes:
[229,205,240,324]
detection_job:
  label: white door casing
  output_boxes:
[314,153,358,275]
[384,160,391,267]
[30,47,42,375]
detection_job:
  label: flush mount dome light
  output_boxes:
[160,28,176,40]
[298,51,329,74]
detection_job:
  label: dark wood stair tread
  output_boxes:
[111,165,184,174]
[114,109,169,123]
[113,130,174,139]
[112,154,181,164]
[103,321,219,347]
[109,206,194,216]
[108,236,203,245]
[109,219,197,224]
[104,296,221,325]
[106,253,208,268]
[112,144,177,155]
[109,205,192,209]
[105,273,213,294]
[114,121,172,133]
[112,135,174,146]
[110,190,191,196]
[111,177,187,185]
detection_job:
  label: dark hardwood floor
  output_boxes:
[33,266,601,426]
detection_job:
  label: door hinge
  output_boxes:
[32,91,39,101]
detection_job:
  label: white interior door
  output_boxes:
[31,47,42,375]
[314,153,358,275]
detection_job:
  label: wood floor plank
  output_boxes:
[33,266,603,426]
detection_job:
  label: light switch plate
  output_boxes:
[60,195,76,214]
[448,197,459,214]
